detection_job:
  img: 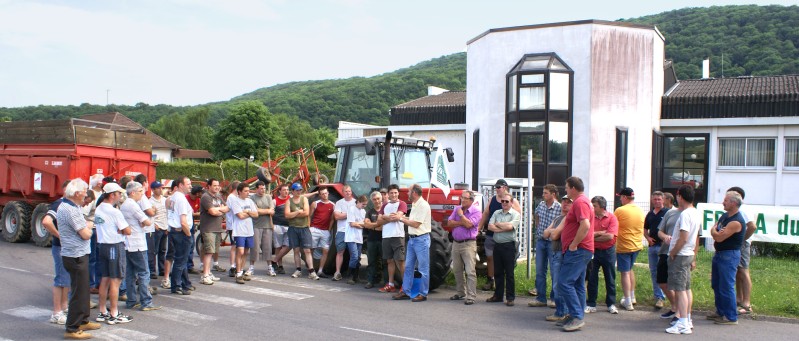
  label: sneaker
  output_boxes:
[608,304,619,314]
[562,317,585,332]
[392,291,411,300]
[364,282,374,289]
[277,265,285,274]
[555,315,574,327]
[291,270,302,278]
[106,313,131,325]
[632,297,637,305]
[308,272,320,280]
[211,274,221,281]
[236,276,245,284]
[379,283,396,293]
[584,306,596,313]
[64,330,92,340]
[621,298,634,311]
[706,312,722,320]
[714,316,738,325]
[528,300,548,307]
[200,275,214,285]
[316,271,329,279]
[161,279,171,289]
[243,273,252,281]
[140,305,161,311]
[213,264,226,272]
[661,310,677,319]
[125,303,141,310]
[547,299,556,308]
[665,321,692,334]
[95,312,110,322]
[228,268,236,277]
[267,266,277,277]
[244,269,254,277]
[670,316,679,326]
[655,298,665,309]
[546,314,568,322]
[188,268,201,275]
[686,318,694,329]
[50,311,66,325]
[332,272,343,281]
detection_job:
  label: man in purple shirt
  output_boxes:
[445,190,483,305]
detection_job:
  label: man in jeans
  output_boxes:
[585,196,619,314]
[168,177,194,295]
[558,176,595,332]
[392,184,432,302]
[445,190,482,305]
[644,191,669,309]
[120,181,159,311]
[708,191,746,325]
[530,184,561,307]
[363,191,387,289]
[542,195,572,322]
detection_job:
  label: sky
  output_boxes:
[0,0,794,108]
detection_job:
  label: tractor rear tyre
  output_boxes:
[2,201,33,243]
[31,203,52,247]
[428,221,451,291]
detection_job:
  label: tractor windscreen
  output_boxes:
[388,146,431,189]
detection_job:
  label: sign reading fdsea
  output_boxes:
[697,203,799,244]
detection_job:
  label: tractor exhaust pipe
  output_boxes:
[380,130,392,189]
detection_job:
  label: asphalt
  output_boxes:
[1,241,797,340]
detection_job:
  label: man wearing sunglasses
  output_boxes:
[478,179,521,291]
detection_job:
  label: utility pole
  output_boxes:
[106,89,110,105]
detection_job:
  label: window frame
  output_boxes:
[785,137,799,169]
[717,137,777,169]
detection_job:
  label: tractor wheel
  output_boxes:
[428,221,451,291]
[31,203,52,247]
[2,201,33,243]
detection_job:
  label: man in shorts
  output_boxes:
[285,182,319,279]
[309,187,335,278]
[230,182,258,284]
[250,181,276,277]
[225,181,240,277]
[271,184,291,275]
[613,187,644,311]
[656,193,682,320]
[377,184,407,292]
[94,183,133,325]
[199,179,229,285]
[666,185,701,334]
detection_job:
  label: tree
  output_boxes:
[148,107,213,150]
[211,101,287,160]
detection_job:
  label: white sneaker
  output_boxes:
[686,319,694,329]
[267,266,277,277]
[244,269,254,277]
[211,274,221,281]
[584,306,596,313]
[632,297,637,305]
[291,270,302,278]
[50,311,66,325]
[608,304,619,314]
[621,298,634,311]
[161,279,171,289]
[308,272,320,280]
[200,275,214,285]
[665,321,692,334]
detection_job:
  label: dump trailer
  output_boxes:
[0,118,156,246]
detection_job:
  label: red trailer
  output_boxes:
[0,119,156,246]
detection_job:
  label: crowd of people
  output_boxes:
[45,173,756,339]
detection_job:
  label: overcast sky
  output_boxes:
[0,0,793,108]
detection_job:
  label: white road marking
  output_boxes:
[340,326,428,341]
[161,291,270,309]
[214,281,313,300]
[3,306,51,321]
[93,328,158,341]
[149,306,217,326]
[251,277,350,292]
[0,265,31,273]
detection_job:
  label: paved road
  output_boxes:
[0,241,796,340]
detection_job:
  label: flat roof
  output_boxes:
[467,19,659,45]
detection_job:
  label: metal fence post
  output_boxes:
[526,149,533,279]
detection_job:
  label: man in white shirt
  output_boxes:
[168,177,194,295]
[120,182,159,311]
[230,182,258,284]
[666,185,701,335]
[393,184,432,302]
[345,195,368,284]
[332,185,356,281]
[148,181,170,287]
[94,183,132,325]
[377,184,407,293]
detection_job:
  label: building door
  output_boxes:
[614,128,628,208]
[660,134,709,203]
[651,131,664,195]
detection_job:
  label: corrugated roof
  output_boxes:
[391,91,466,114]
[79,112,182,150]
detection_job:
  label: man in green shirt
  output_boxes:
[486,193,520,306]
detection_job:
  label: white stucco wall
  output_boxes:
[152,148,172,163]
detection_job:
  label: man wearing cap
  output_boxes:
[332,185,356,281]
[614,187,645,311]
[586,196,619,314]
[285,182,319,280]
[558,176,595,332]
[644,191,670,309]
[149,181,169,286]
[168,177,194,295]
[530,184,561,307]
[94,182,132,324]
[199,179,229,285]
[120,181,160,311]
[392,184,432,302]
[186,185,203,275]
[445,190,482,305]
[478,179,521,291]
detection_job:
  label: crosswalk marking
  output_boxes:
[251,277,350,292]
[149,306,217,326]
[3,305,51,321]
[214,281,313,300]
[162,291,271,309]
[3,305,158,341]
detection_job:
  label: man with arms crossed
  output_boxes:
[250,181,276,276]
[230,183,258,284]
[378,184,407,293]
[199,179,229,285]
[708,191,746,325]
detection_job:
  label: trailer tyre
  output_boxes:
[428,221,451,291]
[2,201,33,243]
[31,203,52,247]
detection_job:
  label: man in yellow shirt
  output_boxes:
[613,187,644,311]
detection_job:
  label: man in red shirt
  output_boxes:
[185,186,203,274]
[586,196,619,314]
[309,187,335,278]
[557,176,594,332]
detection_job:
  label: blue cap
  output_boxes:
[291,182,303,191]
[150,181,163,189]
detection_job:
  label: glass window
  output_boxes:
[343,145,377,195]
[521,74,544,84]
[786,138,799,167]
[519,86,545,110]
[508,75,517,111]
[519,121,545,133]
[719,138,775,167]
[521,56,550,70]
[549,73,570,110]
[389,147,431,189]
[519,134,543,163]
[548,122,568,163]
[507,122,516,162]
[664,168,705,190]
[334,147,346,183]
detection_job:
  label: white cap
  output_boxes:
[103,183,125,194]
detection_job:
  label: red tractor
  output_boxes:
[315,131,480,290]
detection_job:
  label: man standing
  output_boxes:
[309,187,335,278]
[613,187,644,311]
[558,176,594,332]
[393,184,432,302]
[665,185,701,334]
[345,195,368,284]
[58,179,102,339]
[530,184,561,307]
[271,184,291,275]
[43,181,71,325]
[332,185,356,281]
[542,195,572,323]
[94,183,132,324]
[225,181,240,276]
[657,194,682,320]
[363,191,387,289]
[378,184,407,293]
[120,182,159,311]
[168,177,194,295]
[727,187,757,316]
[479,179,521,291]
[708,191,746,325]
[230,183,258,284]
[485,193,520,307]
[87,174,104,295]
[149,181,169,284]
[446,190,482,305]
[250,181,276,277]
[186,186,203,275]
[198,179,229,285]
[584,196,619,314]
[645,191,669,309]
[284,183,318,280]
